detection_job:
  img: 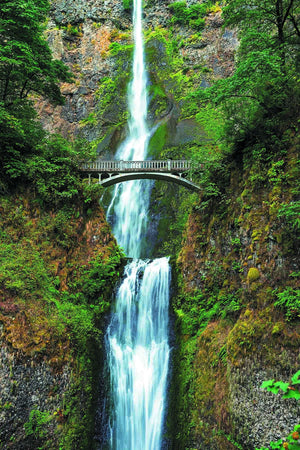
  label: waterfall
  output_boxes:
[107,0,151,259]
[104,0,171,448]
[106,259,170,449]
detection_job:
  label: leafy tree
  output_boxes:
[223,0,300,63]
[0,0,72,107]
[193,0,300,157]
[26,134,91,206]
[0,0,73,186]
[0,101,45,182]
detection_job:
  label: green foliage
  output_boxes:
[278,201,300,231]
[62,23,83,37]
[216,430,244,449]
[79,112,98,128]
[175,288,243,335]
[66,248,123,306]
[0,0,72,108]
[26,134,93,207]
[0,0,78,191]
[24,409,52,440]
[193,0,300,161]
[0,108,96,204]
[148,123,168,158]
[223,0,300,49]
[261,371,300,400]
[0,237,55,301]
[0,101,45,181]
[255,425,300,449]
[168,334,198,444]
[122,0,133,10]
[109,41,133,56]
[190,152,229,212]
[0,192,123,447]
[168,1,210,30]
[95,72,129,131]
[54,248,123,349]
[273,287,300,321]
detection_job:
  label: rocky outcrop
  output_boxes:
[228,361,300,449]
[37,1,238,153]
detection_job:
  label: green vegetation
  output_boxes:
[0,193,123,447]
[0,0,96,201]
[24,409,52,440]
[165,2,300,447]
[62,23,83,37]
[278,201,300,231]
[274,287,300,321]
[0,0,299,447]
[192,0,300,161]
[168,1,211,30]
[0,0,71,108]
[122,0,133,11]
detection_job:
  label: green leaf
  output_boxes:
[291,371,300,385]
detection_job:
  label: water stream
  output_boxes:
[105,0,171,448]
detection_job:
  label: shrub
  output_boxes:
[24,409,52,439]
[168,1,210,29]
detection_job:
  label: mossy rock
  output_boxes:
[247,267,260,283]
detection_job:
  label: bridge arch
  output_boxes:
[98,172,201,192]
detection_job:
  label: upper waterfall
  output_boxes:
[107,0,151,258]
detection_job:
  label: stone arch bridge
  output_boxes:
[81,160,202,192]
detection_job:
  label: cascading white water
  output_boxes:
[107,258,170,449]
[107,0,151,259]
[105,0,171,448]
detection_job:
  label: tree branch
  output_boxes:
[289,13,300,37]
[216,93,268,110]
[283,0,295,26]
[19,80,28,99]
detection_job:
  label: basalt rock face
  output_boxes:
[171,140,300,449]
[37,0,238,153]
[0,347,70,449]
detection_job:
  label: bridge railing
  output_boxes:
[81,160,193,172]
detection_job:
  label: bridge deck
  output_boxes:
[81,159,198,173]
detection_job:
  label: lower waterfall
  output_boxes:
[106,258,170,449]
